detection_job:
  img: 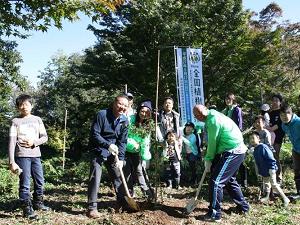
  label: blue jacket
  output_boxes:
[282,114,300,153]
[253,143,277,177]
[89,108,129,160]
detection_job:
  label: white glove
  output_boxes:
[116,160,124,168]
[204,160,212,173]
[108,144,119,155]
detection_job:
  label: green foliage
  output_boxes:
[33,52,119,149]
[0,0,125,37]
[281,142,293,163]
[46,125,69,152]
[0,168,19,196]
[43,157,65,183]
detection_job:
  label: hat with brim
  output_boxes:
[126,92,133,100]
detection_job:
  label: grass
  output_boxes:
[1,143,300,225]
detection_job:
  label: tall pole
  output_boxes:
[125,84,128,93]
[62,108,68,170]
[154,49,160,203]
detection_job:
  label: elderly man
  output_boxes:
[193,104,249,222]
[87,94,129,218]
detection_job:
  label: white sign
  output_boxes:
[175,47,204,125]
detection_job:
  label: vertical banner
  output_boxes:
[175,47,204,125]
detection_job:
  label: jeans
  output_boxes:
[15,157,45,202]
[87,154,125,210]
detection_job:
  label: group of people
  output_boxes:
[8,92,300,222]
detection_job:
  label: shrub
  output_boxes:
[43,157,65,184]
[0,168,19,196]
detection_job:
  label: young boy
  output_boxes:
[8,94,49,219]
[182,122,201,185]
[249,131,289,207]
[163,130,181,189]
[253,115,274,151]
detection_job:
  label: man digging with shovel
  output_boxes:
[192,104,250,222]
[86,94,139,219]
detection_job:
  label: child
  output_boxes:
[163,130,181,189]
[182,122,201,185]
[8,94,49,219]
[249,131,289,207]
[253,115,274,151]
[260,103,270,127]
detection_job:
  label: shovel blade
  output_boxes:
[185,199,199,215]
[125,196,140,212]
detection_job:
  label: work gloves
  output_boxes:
[108,144,119,155]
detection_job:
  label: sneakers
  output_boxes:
[289,194,300,202]
[202,213,222,223]
[86,209,101,218]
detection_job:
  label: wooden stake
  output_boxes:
[154,49,160,203]
[62,108,68,170]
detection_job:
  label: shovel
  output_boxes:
[115,155,140,211]
[184,170,207,215]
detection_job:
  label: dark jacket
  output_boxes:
[158,110,180,141]
[223,105,243,130]
[253,143,278,177]
[89,108,128,160]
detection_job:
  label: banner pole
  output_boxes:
[174,46,181,122]
[154,49,160,204]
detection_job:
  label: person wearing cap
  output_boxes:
[266,93,285,184]
[260,103,275,145]
[123,100,154,200]
[260,103,270,127]
[193,104,249,222]
[181,122,202,185]
[125,92,136,118]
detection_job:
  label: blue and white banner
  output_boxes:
[175,47,204,125]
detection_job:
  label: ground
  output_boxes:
[1,181,300,225]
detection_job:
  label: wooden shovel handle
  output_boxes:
[115,155,132,198]
[194,170,207,201]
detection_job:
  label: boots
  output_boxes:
[33,195,50,211]
[275,186,290,207]
[22,200,38,220]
